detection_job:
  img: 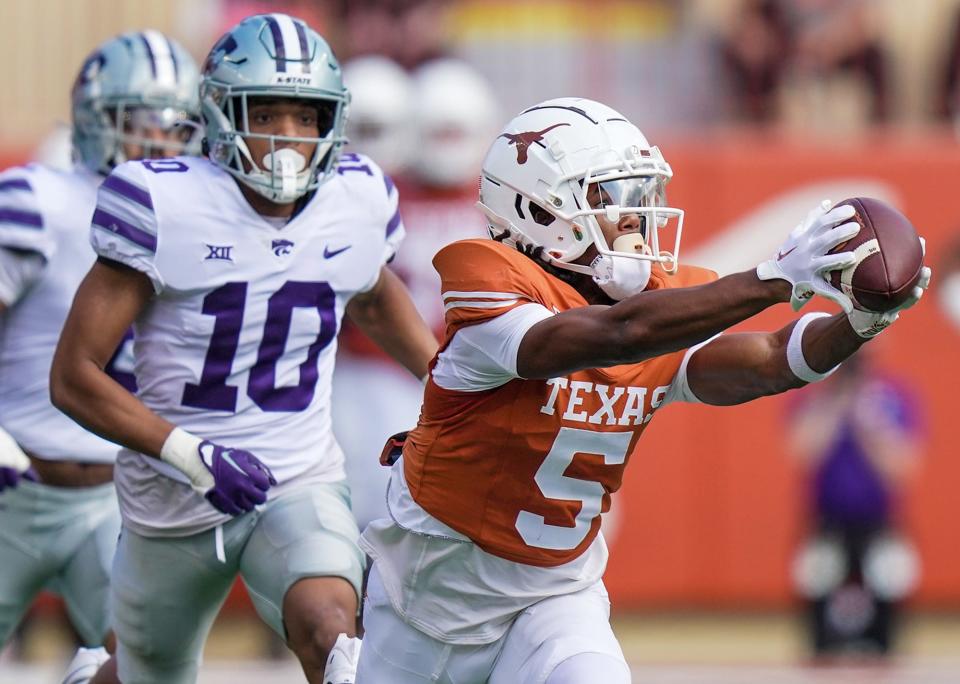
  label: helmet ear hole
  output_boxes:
[529,202,555,227]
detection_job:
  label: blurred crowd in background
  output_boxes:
[12,0,960,149]
[3,0,960,668]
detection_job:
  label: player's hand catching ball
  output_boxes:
[847,265,931,338]
[757,200,860,311]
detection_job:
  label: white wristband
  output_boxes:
[160,427,213,492]
[0,426,30,472]
[787,312,838,383]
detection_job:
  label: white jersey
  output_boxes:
[91,154,404,536]
[0,164,125,463]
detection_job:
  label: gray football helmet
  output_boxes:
[71,31,201,175]
[200,13,350,203]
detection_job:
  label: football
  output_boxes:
[828,197,924,312]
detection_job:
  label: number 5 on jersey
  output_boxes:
[515,427,631,551]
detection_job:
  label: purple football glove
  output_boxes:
[198,441,276,516]
[0,466,36,492]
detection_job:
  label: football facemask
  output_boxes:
[562,170,682,277]
[206,94,340,203]
[111,105,201,160]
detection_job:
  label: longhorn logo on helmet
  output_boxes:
[498,124,570,164]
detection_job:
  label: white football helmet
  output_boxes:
[410,59,499,188]
[478,98,683,283]
[342,56,414,176]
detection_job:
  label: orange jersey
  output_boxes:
[403,239,717,567]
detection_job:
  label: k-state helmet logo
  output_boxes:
[498,123,570,164]
[272,239,294,256]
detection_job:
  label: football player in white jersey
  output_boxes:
[0,30,200,664]
[50,14,437,684]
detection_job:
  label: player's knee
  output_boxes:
[289,622,338,662]
[546,652,631,684]
[284,583,357,666]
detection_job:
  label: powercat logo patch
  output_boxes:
[498,123,570,164]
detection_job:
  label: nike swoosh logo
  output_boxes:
[777,246,797,261]
[324,245,352,259]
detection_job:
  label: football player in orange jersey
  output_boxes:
[355,98,932,683]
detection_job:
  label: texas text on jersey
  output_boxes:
[403,239,716,567]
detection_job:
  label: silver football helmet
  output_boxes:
[478,98,683,286]
[71,31,201,175]
[200,13,350,203]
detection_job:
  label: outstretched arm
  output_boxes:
[518,270,791,378]
[684,313,864,406]
[345,266,438,380]
[681,261,931,406]
[517,200,860,379]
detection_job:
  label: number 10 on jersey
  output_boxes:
[181,280,337,413]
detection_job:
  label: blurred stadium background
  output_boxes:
[4,0,960,681]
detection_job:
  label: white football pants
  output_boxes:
[356,565,631,683]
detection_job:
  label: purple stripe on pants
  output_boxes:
[92,207,157,252]
[103,174,154,211]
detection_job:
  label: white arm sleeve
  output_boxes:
[660,334,722,407]
[0,247,45,307]
[431,303,555,391]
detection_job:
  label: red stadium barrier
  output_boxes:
[602,132,960,609]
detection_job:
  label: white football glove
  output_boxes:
[757,200,860,311]
[848,266,931,338]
